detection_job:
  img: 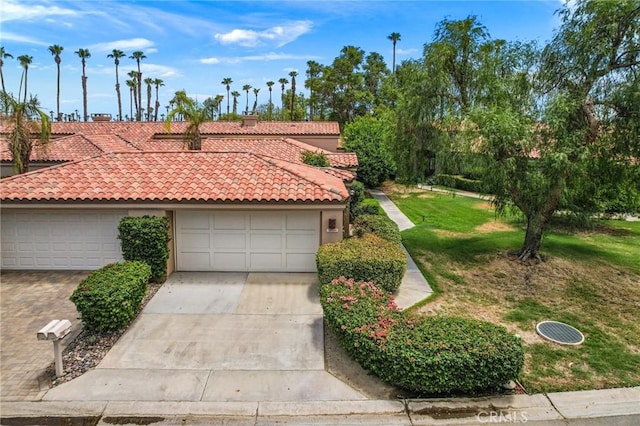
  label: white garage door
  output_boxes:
[176,211,320,272]
[1,210,126,270]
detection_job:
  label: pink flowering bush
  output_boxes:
[320,277,524,395]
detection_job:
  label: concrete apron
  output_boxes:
[43,272,365,403]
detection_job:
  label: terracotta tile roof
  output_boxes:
[0,120,339,137]
[133,137,358,169]
[0,133,139,162]
[0,152,348,203]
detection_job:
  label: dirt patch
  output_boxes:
[475,221,516,233]
[418,193,436,199]
[434,229,467,238]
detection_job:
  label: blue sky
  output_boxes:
[1,0,564,119]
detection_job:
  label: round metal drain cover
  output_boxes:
[536,321,584,345]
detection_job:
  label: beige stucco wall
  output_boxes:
[294,135,340,152]
[320,208,345,244]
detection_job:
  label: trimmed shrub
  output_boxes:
[70,261,152,332]
[320,277,524,395]
[118,216,170,282]
[436,174,484,193]
[353,214,402,245]
[350,203,380,219]
[301,151,330,167]
[316,234,406,292]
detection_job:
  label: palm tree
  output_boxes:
[242,84,252,114]
[144,77,154,121]
[266,81,274,120]
[74,48,90,121]
[165,93,208,150]
[289,71,298,121]
[17,55,33,103]
[278,78,288,114]
[153,78,164,121]
[214,94,224,118]
[129,51,146,120]
[0,91,51,174]
[0,47,13,94]
[48,45,64,121]
[125,78,136,120]
[107,49,126,121]
[221,77,232,115]
[231,90,240,114]
[387,32,401,74]
[252,87,260,114]
[126,70,139,120]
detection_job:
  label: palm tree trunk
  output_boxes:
[154,86,160,121]
[23,69,28,103]
[115,66,122,121]
[56,62,61,121]
[82,75,88,121]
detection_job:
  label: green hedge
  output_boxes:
[118,216,170,282]
[70,261,152,332]
[353,214,402,245]
[436,174,484,193]
[321,277,524,395]
[301,151,330,167]
[316,234,406,292]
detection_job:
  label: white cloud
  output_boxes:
[0,0,78,23]
[200,52,320,65]
[396,48,419,56]
[0,31,48,46]
[89,38,156,54]
[214,20,313,48]
[140,64,181,78]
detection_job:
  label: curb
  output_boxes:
[2,389,639,425]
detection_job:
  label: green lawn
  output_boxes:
[387,187,640,393]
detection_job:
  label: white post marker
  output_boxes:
[37,319,72,377]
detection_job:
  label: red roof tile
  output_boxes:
[0,152,348,203]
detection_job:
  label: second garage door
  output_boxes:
[176,211,320,272]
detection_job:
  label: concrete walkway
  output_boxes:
[368,189,433,308]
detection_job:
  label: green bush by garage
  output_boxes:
[316,234,406,292]
[321,277,524,395]
[353,214,402,245]
[118,216,170,282]
[70,261,152,332]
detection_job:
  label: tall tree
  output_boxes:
[125,77,137,120]
[387,32,401,74]
[305,60,324,121]
[107,49,126,121]
[48,45,64,121]
[0,47,13,94]
[221,77,232,115]
[214,94,224,118]
[0,91,50,174]
[278,77,288,113]
[242,84,252,114]
[252,87,260,114]
[266,80,275,120]
[17,55,32,103]
[74,48,91,121]
[144,77,154,121]
[231,90,240,114]
[129,51,146,121]
[153,78,164,121]
[289,71,298,120]
[165,92,209,150]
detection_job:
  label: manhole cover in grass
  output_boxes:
[536,321,584,345]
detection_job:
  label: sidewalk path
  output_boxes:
[368,189,433,308]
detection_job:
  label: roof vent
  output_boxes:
[241,114,258,128]
[536,320,584,345]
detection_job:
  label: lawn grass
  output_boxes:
[386,185,640,393]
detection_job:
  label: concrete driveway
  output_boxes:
[44,272,365,402]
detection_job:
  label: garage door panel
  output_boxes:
[1,210,126,270]
[181,233,211,250]
[213,232,245,249]
[250,233,282,250]
[287,253,316,271]
[250,253,283,270]
[287,213,318,230]
[213,252,247,270]
[178,212,210,230]
[250,215,282,230]
[286,234,318,250]
[214,215,246,230]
